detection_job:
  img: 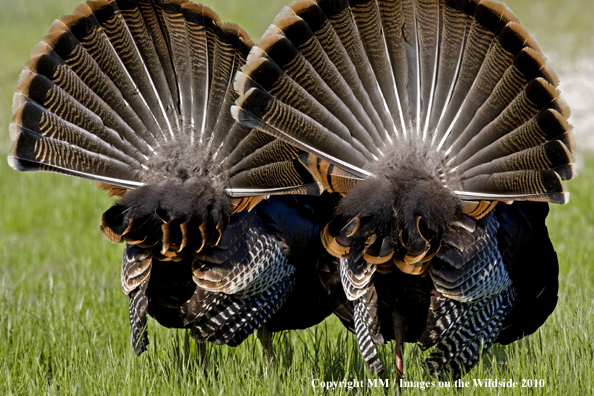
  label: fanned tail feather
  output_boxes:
[234,0,576,204]
[9,0,325,200]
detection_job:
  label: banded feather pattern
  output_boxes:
[234,0,575,204]
[118,192,336,355]
[123,245,152,355]
[354,299,383,374]
[422,288,516,379]
[7,0,340,361]
[7,0,572,380]
[234,0,570,379]
[8,0,331,261]
[188,275,295,346]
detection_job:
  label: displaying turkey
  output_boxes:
[233,0,575,379]
[7,0,338,359]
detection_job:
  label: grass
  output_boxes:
[0,0,593,395]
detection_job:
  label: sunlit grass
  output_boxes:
[1,0,593,395]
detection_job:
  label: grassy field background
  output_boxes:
[1,0,593,395]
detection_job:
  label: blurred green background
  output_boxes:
[1,1,593,395]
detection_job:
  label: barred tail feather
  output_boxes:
[234,0,576,204]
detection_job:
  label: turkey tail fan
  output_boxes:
[8,0,262,179]
[234,0,576,204]
[9,0,331,264]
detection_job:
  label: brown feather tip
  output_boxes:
[122,218,134,236]
[415,216,430,243]
[58,8,91,28]
[46,19,68,36]
[503,22,542,54]
[460,200,498,219]
[290,0,317,14]
[221,22,255,49]
[321,224,350,258]
[30,41,53,60]
[179,221,189,253]
[212,223,223,246]
[521,47,560,87]
[364,252,394,265]
[195,223,210,254]
[477,0,520,26]
[257,25,284,53]
[182,2,221,25]
[100,225,121,243]
[403,251,428,265]
[16,70,34,96]
[23,56,42,75]
[238,28,255,48]
[101,214,134,243]
[88,1,118,12]
[42,22,69,49]
[273,6,300,31]
[345,217,360,238]
[393,257,429,276]
[160,223,171,255]
[123,233,148,246]
[96,183,130,198]
[101,213,122,244]
[71,1,94,16]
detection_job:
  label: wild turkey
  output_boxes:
[233,0,575,379]
[7,0,338,358]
